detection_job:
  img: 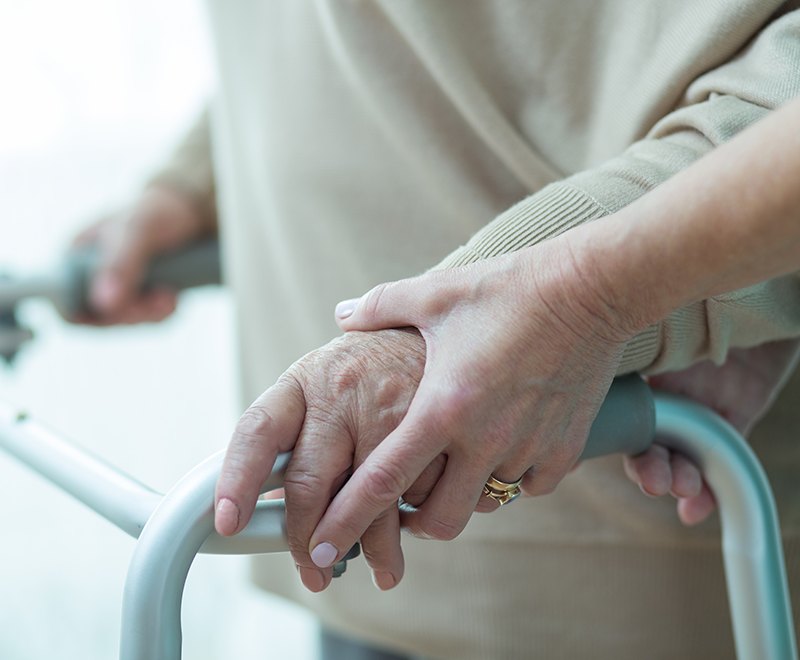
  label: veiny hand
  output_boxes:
[624,338,800,525]
[215,328,427,592]
[277,239,636,587]
[70,185,210,324]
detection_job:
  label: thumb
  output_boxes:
[335,275,437,331]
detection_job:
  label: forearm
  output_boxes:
[573,95,800,335]
[147,108,218,234]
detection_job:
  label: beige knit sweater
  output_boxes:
[154,1,800,658]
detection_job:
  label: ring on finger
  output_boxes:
[482,474,523,506]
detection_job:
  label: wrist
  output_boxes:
[517,235,640,347]
[135,185,213,252]
[142,184,216,237]
[553,220,670,340]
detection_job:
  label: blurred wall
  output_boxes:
[0,2,317,658]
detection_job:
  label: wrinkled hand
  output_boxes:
[70,186,210,324]
[624,338,800,525]
[215,328,427,592]
[284,241,633,584]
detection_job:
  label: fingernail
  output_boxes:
[297,566,325,592]
[215,498,241,535]
[91,274,121,312]
[372,571,396,591]
[335,298,359,319]
[639,483,659,498]
[310,542,338,568]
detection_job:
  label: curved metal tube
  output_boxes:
[3,391,797,659]
[0,405,161,538]
[654,392,797,660]
[120,450,290,660]
[0,403,292,555]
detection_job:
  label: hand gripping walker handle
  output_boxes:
[2,368,795,658]
[117,376,656,660]
[61,238,221,317]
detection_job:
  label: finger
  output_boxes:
[677,482,717,526]
[401,457,489,540]
[307,415,442,568]
[283,414,354,579]
[622,444,672,497]
[335,271,452,331]
[259,492,341,588]
[89,222,151,316]
[359,505,404,590]
[115,290,178,325]
[490,432,581,500]
[474,487,502,513]
[295,564,334,594]
[401,453,447,507]
[215,375,306,536]
[473,463,525,515]
[668,452,702,499]
[69,290,176,327]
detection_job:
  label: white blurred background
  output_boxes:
[0,1,317,658]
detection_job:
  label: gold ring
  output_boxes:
[482,474,523,506]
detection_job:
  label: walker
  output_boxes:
[0,243,796,660]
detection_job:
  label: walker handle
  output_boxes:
[62,236,654,465]
[62,238,221,317]
[581,374,655,460]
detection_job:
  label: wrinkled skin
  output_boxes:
[217,329,427,591]
[216,241,632,591]
[216,230,800,592]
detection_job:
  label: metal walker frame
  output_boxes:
[0,383,797,659]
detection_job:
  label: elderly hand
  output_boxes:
[215,328,427,592]
[70,186,211,324]
[293,238,635,579]
[624,338,800,525]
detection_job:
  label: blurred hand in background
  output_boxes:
[70,186,213,325]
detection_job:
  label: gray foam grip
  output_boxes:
[65,239,221,317]
[64,239,654,461]
[580,374,655,460]
[140,239,221,291]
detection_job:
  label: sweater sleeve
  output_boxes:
[434,7,800,375]
[147,108,218,233]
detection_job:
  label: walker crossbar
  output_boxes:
[0,404,290,555]
[0,378,796,660]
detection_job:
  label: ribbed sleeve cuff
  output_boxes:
[433,183,608,270]
[430,182,666,373]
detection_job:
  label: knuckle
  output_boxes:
[361,283,389,324]
[418,514,464,541]
[361,461,408,505]
[327,365,361,400]
[550,431,586,465]
[360,544,387,567]
[283,468,327,504]
[421,384,478,436]
[234,406,279,445]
